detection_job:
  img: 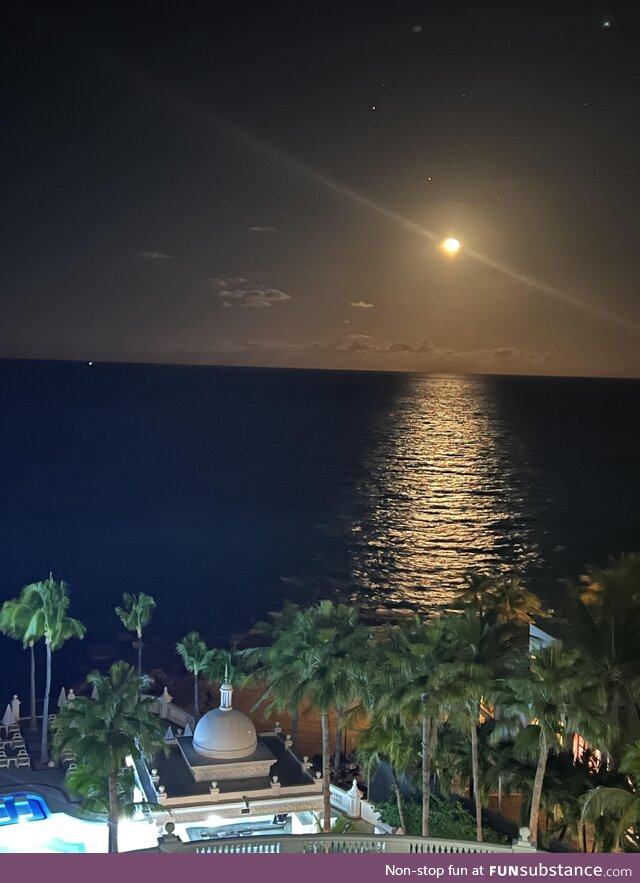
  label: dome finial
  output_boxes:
[220,666,233,710]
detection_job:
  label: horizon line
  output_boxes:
[1,356,639,382]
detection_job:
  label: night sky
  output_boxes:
[3,2,639,376]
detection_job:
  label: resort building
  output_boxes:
[140,678,332,841]
[2,678,537,853]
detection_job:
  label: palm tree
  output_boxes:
[0,587,45,730]
[485,576,549,626]
[456,572,549,626]
[386,615,452,837]
[357,711,418,834]
[563,554,640,768]
[115,592,156,675]
[244,602,303,744]
[582,741,640,852]
[20,574,86,763]
[497,640,608,846]
[52,660,166,853]
[259,600,370,832]
[205,647,244,685]
[176,631,214,720]
[64,764,157,823]
[455,573,497,615]
[434,610,499,842]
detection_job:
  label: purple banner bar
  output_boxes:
[1,854,639,883]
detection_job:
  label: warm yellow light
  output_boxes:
[442,237,461,255]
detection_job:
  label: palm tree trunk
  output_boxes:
[321,711,331,833]
[391,766,408,834]
[291,707,299,745]
[529,731,549,846]
[108,770,119,853]
[40,638,52,763]
[471,723,483,842]
[422,706,431,837]
[29,641,37,731]
[194,671,199,720]
[137,632,143,675]
[334,705,342,778]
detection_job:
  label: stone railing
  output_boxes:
[329,781,392,832]
[150,698,194,731]
[330,782,360,817]
[148,831,537,854]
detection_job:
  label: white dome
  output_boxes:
[192,683,257,760]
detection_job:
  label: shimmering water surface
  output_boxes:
[0,361,638,684]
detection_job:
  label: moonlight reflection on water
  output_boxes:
[348,375,544,616]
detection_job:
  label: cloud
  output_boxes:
[235,336,555,368]
[138,250,174,260]
[249,226,276,233]
[212,277,248,288]
[385,339,434,353]
[349,300,375,309]
[212,278,292,308]
[189,332,554,373]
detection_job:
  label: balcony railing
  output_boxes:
[149,832,536,855]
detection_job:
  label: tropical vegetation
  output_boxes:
[3,552,640,851]
[115,592,156,675]
[176,630,214,720]
[53,661,166,853]
[9,574,86,762]
[1,585,44,730]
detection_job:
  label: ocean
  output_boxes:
[1,360,639,694]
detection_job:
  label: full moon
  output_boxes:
[442,237,461,255]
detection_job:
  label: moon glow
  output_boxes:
[442,237,461,255]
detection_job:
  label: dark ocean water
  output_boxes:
[1,360,639,694]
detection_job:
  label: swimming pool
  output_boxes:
[0,793,51,826]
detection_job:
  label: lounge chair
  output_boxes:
[16,757,30,768]
[0,757,8,769]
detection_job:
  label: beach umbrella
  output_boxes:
[2,704,16,727]
[57,687,67,709]
[183,723,193,737]
[164,726,174,741]
[11,695,20,722]
[91,684,99,701]
[68,689,76,702]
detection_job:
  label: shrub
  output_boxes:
[376,794,507,843]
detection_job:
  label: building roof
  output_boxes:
[155,735,315,799]
[192,681,257,760]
